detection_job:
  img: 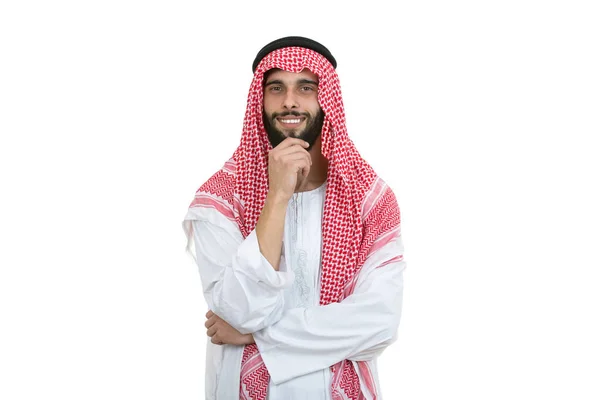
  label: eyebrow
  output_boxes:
[264,78,319,87]
[298,79,319,86]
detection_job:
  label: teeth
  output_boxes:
[280,118,301,124]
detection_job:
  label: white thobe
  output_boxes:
[184,182,406,399]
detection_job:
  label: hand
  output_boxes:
[267,138,312,201]
[205,310,254,346]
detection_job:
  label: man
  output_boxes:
[183,36,406,399]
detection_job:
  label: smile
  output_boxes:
[278,118,303,124]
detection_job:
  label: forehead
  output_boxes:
[264,68,319,84]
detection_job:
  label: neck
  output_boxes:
[295,136,328,192]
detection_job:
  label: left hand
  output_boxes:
[205,310,255,346]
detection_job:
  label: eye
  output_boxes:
[268,85,282,92]
[300,86,316,92]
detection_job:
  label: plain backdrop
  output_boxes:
[1,1,599,399]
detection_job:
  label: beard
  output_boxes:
[263,109,325,152]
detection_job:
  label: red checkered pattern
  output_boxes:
[189,46,400,400]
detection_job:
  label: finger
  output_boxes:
[206,310,214,319]
[206,326,217,337]
[279,153,311,166]
[285,147,312,166]
[273,144,310,158]
[305,150,312,166]
[283,151,313,168]
[291,159,311,174]
[274,138,309,150]
[270,147,313,171]
[210,336,223,345]
[204,315,218,329]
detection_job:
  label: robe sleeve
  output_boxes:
[252,235,406,385]
[185,210,293,334]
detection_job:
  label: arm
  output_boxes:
[187,139,311,333]
[190,213,292,333]
[252,236,406,385]
[255,193,288,270]
[257,137,312,270]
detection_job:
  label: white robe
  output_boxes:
[183,182,406,399]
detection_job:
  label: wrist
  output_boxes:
[266,190,291,207]
[244,334,255,345]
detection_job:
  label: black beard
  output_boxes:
[263,109,324,151]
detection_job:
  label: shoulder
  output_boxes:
[187,158,241,222]
[196,159,237,199]
[361,176,400,223]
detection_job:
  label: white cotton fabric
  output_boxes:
[183,182,406,399]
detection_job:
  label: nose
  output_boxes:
[282,91,299,110]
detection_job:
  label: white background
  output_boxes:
[1,1,599,399]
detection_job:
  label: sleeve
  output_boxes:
[186,210,293,334]
[252,234,406,385]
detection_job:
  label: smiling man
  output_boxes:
[183,36,407,400]
[263,68,324,152]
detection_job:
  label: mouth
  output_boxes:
[276,116,306,129]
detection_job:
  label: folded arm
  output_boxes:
[189,213,292,334]
[252,236,406,384]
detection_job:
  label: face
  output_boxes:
[262,68,324,151]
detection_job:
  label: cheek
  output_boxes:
[263,97,277,116]
[307,96,321,117]
[309,105,322,119]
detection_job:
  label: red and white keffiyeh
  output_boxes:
[187,46,400,400]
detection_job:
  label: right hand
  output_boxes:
[267,138,312,201]
[205,311,254,346]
